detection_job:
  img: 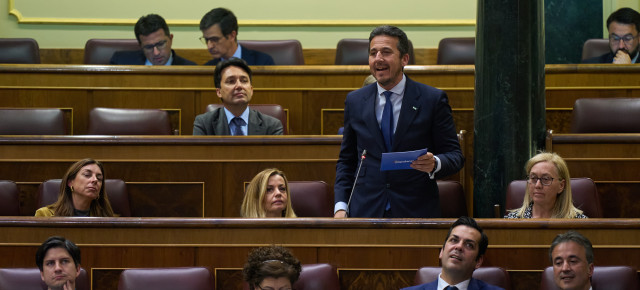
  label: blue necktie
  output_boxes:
[231,117,246,136]
[381,91,394,152]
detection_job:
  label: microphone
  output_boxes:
[346,149,367,217]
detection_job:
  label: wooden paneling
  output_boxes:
[0,136,341,217]
[3,64,640,217]
[548,133,640,218]
[0,218,639,290]
[37,48,440,66]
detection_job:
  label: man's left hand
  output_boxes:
[411,152,435,173]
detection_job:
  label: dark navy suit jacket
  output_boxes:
[583,51,639,63]
[109,50,196,65]
[334,76,464,218]
[401,278,504,290]
[204,46,275,66]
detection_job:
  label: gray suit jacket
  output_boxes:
[192,107,283,135]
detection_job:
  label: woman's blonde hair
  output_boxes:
[49,158,115,217]
[241,168,297,218]
[510,152,583,218]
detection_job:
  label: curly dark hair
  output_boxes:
[243,246,302,290]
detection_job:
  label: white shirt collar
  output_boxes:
[436,273,471,290]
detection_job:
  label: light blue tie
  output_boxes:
[231,117,246,136]
[381,91,394,152]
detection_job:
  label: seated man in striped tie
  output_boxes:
[403,217,504,290]
[192,58,283,135]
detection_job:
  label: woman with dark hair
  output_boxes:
[243,245,302,290]
[35,158,115,217]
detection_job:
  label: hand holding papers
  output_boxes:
[380,148,428,171]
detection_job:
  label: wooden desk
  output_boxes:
[0,136,341,217]
[547,132,640,218]
[2,64,640,217]
[1,217,638,290]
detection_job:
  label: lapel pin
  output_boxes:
[412,106,418,111]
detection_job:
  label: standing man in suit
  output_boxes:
[583,7,640,64]
[36,236,82,290]
[403,217,503,290]
[193,58,283,135]
[110,14,196,66]
[549,231,594,290]
[199,8,275,66]
[334,25,464,218]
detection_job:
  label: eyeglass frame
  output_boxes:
[526,175,559,186]
[141,40,168,52]
[199,35,226,45]
[609,33,639,45]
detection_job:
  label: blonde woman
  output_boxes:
[506,152,587,219]
[241,168,297,218]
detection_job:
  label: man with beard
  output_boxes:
[333,25,463,218]
[402,217,503,290]
[583,8,640,64]
[36,236,81,290]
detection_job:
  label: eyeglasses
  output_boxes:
[141,40,168,52]
[526,176,556,186]
[609,34,638,45]
[199,36,224,45]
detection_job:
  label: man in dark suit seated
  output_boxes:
[110,14,196,66]
[333,25,464,218]
[549,231,594,290]
[199,8,275,66]
[583,7,640,64]
[192,58,282,135]
[403,217,503,290]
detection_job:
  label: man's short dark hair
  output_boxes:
[35,236,81,271]
[442,216,489,261]
[369,25,410,57]
[214,58,253,88]
[134,14,170,43]
[607,7,640,33]
[200,7,238,38]
[549,230,594,264]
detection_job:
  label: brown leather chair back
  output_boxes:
[334,38,416,65]
[437,180,467,218]
[206,104,288,134]
[37,179,131,217]
[0,267,90,290]
[0,38,40,64]
[288,181,333,217]
[84,39,139,64]
[570,98,640,133]
[505,177,603,218]
[118,267,214,290]
[437,37,475,65]
[414,267,511,290]
[0,180,20,216]
[243,263,339,290]
[540,266,639,290]
[88,107,172,135]
[0,108,66,135]
[581,38,610,61]
[239,40,304,65]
